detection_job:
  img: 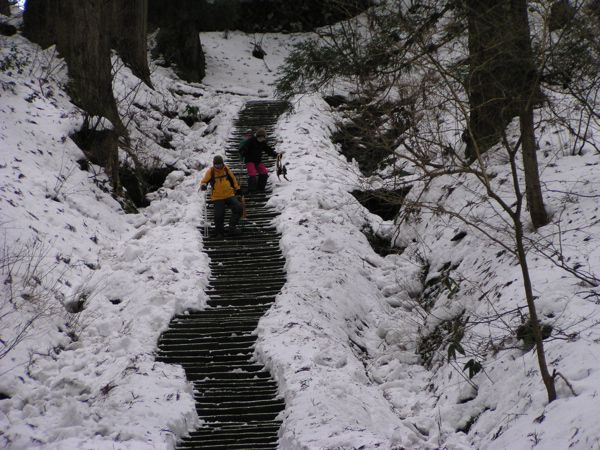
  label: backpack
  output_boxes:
[209,165,236,190]
[239,138,250,156]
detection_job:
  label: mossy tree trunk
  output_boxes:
[23,0,56,47]
[512,0,549,228]
[23,0,121,192]
[465,0,521,159]
[54,1,120,126]
[110,0,152,87]
[466,0,548,228]
[155,20,205,82]
[61,1,122,193]
[23,1,153,194]
[149,0,205,82]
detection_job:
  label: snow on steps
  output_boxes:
[156,101,289,450]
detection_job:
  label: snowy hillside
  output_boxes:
[2,6,600,450]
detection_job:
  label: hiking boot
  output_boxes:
[258,174,268,191]
[247,176,258,193]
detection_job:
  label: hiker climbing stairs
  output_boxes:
[156,100,290,449]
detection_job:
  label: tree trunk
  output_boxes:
[56,1,121,128]
[466,0,548,227]
[24,0,120,127]
[111,0,152,87]
[468,0,554,402]
[512,0,549,228]
[57,1,122,193]
[465,0,520,160]
[24,0,122,193]
[514,217,557,403]
[23,0,57,47]
[0,0,11,16]
[148,0,205,83]
[520,108,549,228]
[155,20,205,83]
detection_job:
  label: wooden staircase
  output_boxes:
[157,100,290,449]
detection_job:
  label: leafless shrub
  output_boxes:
[0,236,63,359]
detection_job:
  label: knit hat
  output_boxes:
[213,155,224,165]
[255,128,266,137]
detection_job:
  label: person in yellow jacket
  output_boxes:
[200,155,243,238]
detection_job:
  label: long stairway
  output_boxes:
[156,100,290,450]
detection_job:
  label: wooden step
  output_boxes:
[157,100,290,450]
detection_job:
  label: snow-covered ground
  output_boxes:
[2,6,600,450]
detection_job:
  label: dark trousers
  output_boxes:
[213,196,243,233]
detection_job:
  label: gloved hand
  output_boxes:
[200,184,207,191]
